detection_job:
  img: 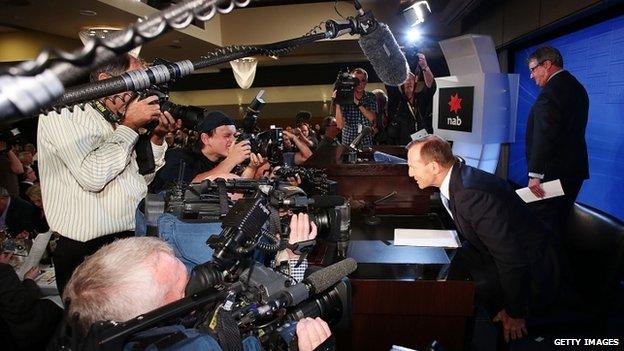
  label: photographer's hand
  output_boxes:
[242,153,266,179]
[417,53,435,88]
[226,140,252,165]
[121,95,161,131]
[287,213,318,260]
[24,266,41,280]
[150,111,181,146]
[296,317,332,351]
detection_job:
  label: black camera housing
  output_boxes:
[334,69,359,106]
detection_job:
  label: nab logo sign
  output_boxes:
[438,87,474,132]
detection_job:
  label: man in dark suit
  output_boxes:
[525,46,589,239]
[407,135,560,345]
[0,186,41,238]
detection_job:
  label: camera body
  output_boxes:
[334,69,359,106]
[237,126,285,167]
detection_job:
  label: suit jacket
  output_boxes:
[0,264,62,349]
[4,196,40,236]
[448,162,559,318]
[526,70,589,182]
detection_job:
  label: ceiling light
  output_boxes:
[79,27,142,58]
[79,10,97,17]
[406,27,422,43]
[402,1,431,27]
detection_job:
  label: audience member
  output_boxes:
[18,166,36,201]
[0,251,62,350]
[0,142,23,198]
[0,186,41,238]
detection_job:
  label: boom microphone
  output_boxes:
[358,22,409,86]
[325,3,409,87]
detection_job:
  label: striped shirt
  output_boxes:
[340,90,377,147]
[37,104,167,242]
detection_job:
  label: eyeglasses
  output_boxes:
[529,63,542,74]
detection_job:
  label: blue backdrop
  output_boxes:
[509,14,624,220]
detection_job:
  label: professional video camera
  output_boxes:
[74,179,354,351]
[236,90,285,166]
[333,68,359,106]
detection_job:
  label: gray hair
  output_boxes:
[63,237,177,336]
[0,186,8,198]
[527,46,564,68]
[89,54,132,82]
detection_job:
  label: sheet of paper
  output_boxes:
[515,179,565,203]
[16,231,52,280]
[393,229,460,248]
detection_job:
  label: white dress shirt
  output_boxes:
[37,104,167,242]
[440,165,454,219]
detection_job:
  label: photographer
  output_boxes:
[282,129,313,167]
[387,52,436,143]
[334,68,378,148]
[37,53,179,295]
[0,139,24,198]
[150,111,261,193]
[63,236,331,351]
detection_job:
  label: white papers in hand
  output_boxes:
[394,229,460,248]
[515,179,565,203]
[16,231,52,280]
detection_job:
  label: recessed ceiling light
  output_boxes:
[79,10,97,17]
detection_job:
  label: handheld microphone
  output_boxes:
[349,126,373,150]
[271,258,357,308]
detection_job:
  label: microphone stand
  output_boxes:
[364,191,397,226]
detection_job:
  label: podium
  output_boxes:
[303,145,433,214]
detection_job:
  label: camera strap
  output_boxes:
[91,100,121,124]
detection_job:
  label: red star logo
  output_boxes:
[448,93,462,114]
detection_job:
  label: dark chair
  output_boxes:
[531,203,624,336]
[564,203,624,320]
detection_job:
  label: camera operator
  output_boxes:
[150,111,262,193]
[63,236,331,351]
[334,68,378,148]
[387,52,436,143]
[0,138,24,198]
[37,53,179,295]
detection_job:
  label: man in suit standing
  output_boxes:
[406,135,560,346]
[525,46,589,239]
